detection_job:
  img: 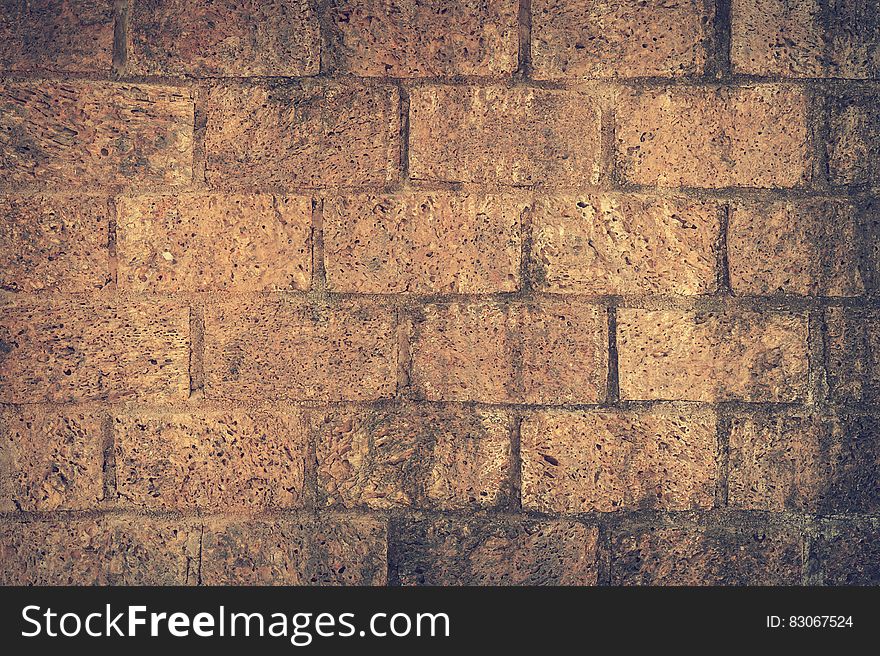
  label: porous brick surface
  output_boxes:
[809,521,880,585]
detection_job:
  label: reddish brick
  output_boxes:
[323,192,524,294]
[316,404,511,510]
[129,0,320,76]
[531,194,720,295]
[617,309,809,402]
[825,307,880,404]
[615,86,812,188]
[0,517,200,585]
[115,410,310,511]
[0,298,189,403]
[203,298,396,401]
[828,91,880,186]
[532,0,713,79]
[0,194,109,293]
[522,409,717,513]
[409,85,601,185]
[116,194,312,292]
[0,81,193,187]
[809,521,880,585]
[204,82,399,189]
[325,0,518,77]
[0,407,104,512]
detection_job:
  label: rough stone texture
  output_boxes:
[129,0,320,76]
[0,298,189,403]
[532,0,713,79]
[409,85,601,185]
[325,0,518,77]
[825,307,880,404]
[0,81,193,187]
[0,194,109,292]
[0,407,104,512]
[521,409,717,513]
[0,517,200,585]
[828,91,880,186]
[323,192,524,294]
[611,525,802,585]
[410,301,606,404]
[204,82,399,189]
[204,298,396,401]
[201,516,388,585]
[729,412,880,512]
[316,404,511,510]
[0,0,114,73]
[393,517,599,585]
[617,309,809,402]
[615,86,812,188]
[531,194,720,295]
[810,521,880,585]
[116,194,312,292]
[728,199,865,296]
[115,411,310,511]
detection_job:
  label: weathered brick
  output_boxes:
[0,517,200,585]
[618,309,809,402]
[522,409,717,513]
[0,81,193,187]
[115,411,310,511]
[316,404,511,510]
[117,194,312,292]
[410,301,606,403]
[532,0,713,79]
[129,0,320,76]
[0,298,189,403]
[825,307,880,403]
[204,298,396,401]
[0,194,109,292]
[0,0,114,73]
[615,86,811,188]
[325,0,518,77]
[393,517,599,585]
[729,412,880,512]
[531,194,720,295]
[809,521,880,585]
[611,525,802,585]
[729,199,865,296]
[409,85,601,185]
[828,91,880,186]
[0,407,104,512]
[201,516,387,585]
[204,82,399,189]
[323,192,524,294]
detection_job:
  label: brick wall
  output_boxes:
[0,0,878,586]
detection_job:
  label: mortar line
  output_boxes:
[100,412,118,505]
[191,82,209,188]
[189,305,205,396]
[712,0,733,80]
[596,520,613,586]
[309,197,329,303]
[509,414,523,511]
[605,305,620,405]
[111,0,130,77]
[717,202,733,295]
[398,82,411,184]
[106,197,119,291]
[395,308,413,399]
[715,412,731,507]
[517,0,532,79]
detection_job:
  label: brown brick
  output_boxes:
[325,0,518,77]
[532,0,713,79]
[316,404,511,510]
[825,307,880,404]
[201,516,387,585]
[393,517,599,585]
[531,194,720,295]
[409,85,601,185]
[611,525,802,585]
[323,192,524,294]
[615,86,811,188]
[117,194,312,292]
[729,412,880,512]
[0,407,104,512]
[115,411,310,511]
[809,521,880,586]
[828,91,880,186]
[0,0,114,73]
[129,0,320,76]
[0,194,109,293]
[204,82,399,189]
[617,309,809,402]
[0,298,189,403]
[0,81,193,188]
[204,298,396,401]
[0,517,200,585]
[729,199,865,297]
[522,409,717,513]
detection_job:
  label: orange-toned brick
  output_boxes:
[825,307,880,403]
[828,91,880,186]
